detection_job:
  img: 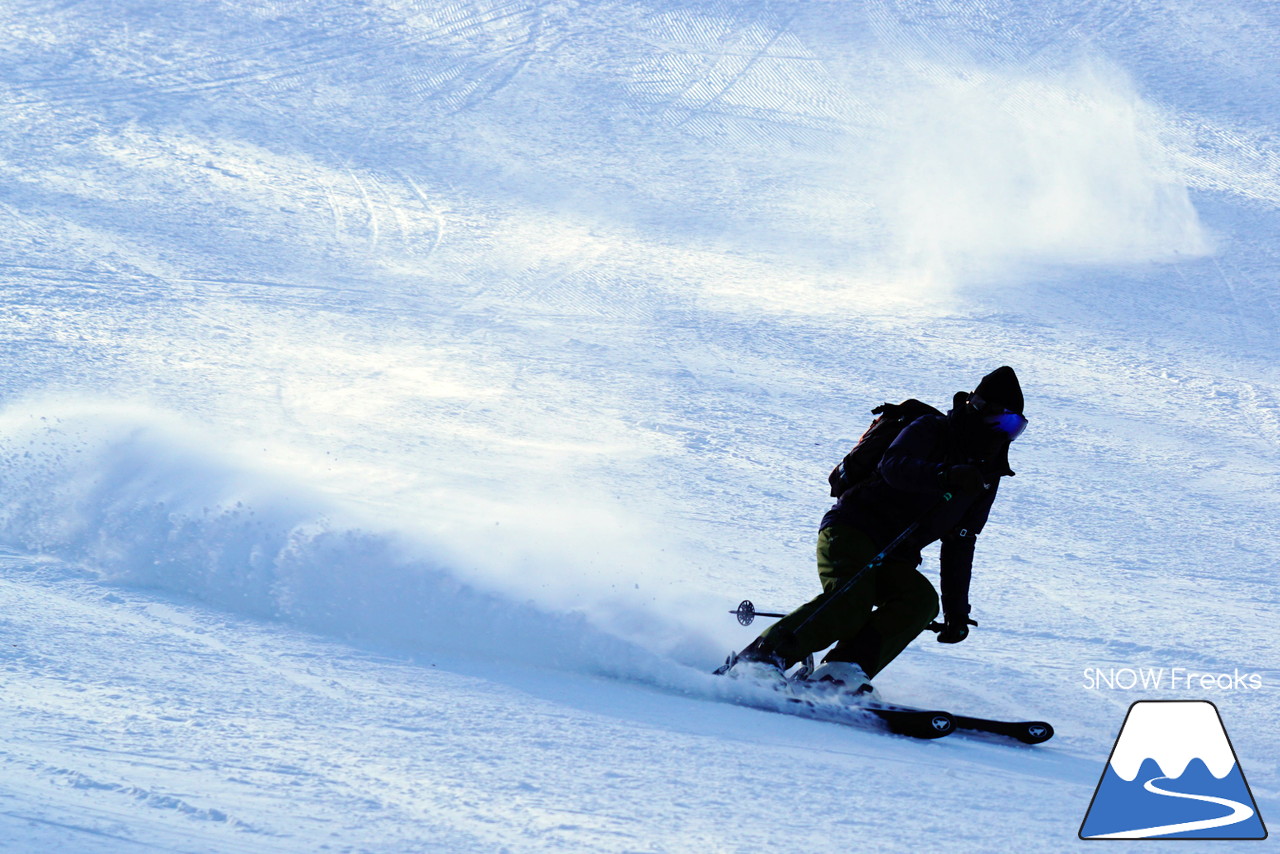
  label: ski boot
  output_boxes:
[806,661,880,702]
[718,638,788,690]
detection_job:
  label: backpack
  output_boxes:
[828,399,943,497]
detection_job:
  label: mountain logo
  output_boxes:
[1080,700,1267,840]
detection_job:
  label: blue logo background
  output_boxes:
[1080,701,1267,840]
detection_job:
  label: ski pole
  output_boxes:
[778,490,958,645]
[729,600,786,626]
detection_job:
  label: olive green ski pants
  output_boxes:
[758,525,940,677]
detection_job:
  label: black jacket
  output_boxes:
[820,409,1008,615]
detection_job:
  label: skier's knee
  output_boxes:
[909,574,940,624]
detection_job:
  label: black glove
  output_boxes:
[942,464,985,493]
[935,613,978,644]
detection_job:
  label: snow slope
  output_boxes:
[0,0,1276,850]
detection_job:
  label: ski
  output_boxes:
[951,714,1054,744]
[867,701,1054,744]
[736,689,956,739]
[861,704,956,739]
[783,681,955,738]
[716,657,1050,743]
[715,658,954,739]
[714,648,1052,743]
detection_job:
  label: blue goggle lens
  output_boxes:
[985,411,1028,441]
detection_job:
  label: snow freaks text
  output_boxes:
[1083,668,1263,691]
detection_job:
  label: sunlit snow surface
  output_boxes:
[0,0,1277,851]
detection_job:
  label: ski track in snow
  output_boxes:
[0,0,1277,851]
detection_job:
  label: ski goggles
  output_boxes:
[984,410,1028,442]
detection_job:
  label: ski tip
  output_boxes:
[1018,721,1054,744]
[950,714,1056,744]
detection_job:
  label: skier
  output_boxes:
[727,366,1028,697]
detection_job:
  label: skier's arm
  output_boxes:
[938,487,996,616]
[877,417,948,493]
[939,534,975,616]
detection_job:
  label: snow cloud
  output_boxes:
[0,399,720,678]
[872,58,1211,282]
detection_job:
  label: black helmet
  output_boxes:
[971,366,1024,415]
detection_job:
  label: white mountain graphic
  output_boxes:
[1109,701,1236,781]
